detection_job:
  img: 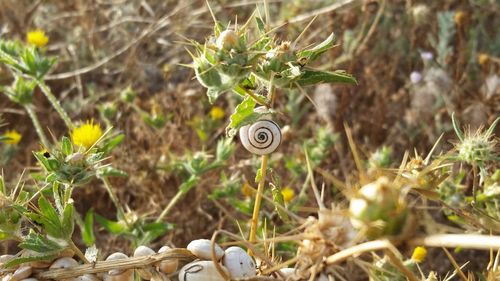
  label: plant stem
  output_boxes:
[248,154,269,251]
[242,87,270,107]
[101,177,129,227]
[36,80,73,129]
[24,105,50,148]
[69,240,90,264]
[156,188,185,223]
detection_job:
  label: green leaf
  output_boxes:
[256,17,266,33]
[31,195,63,238]
[271,184,290,223]
[33,151,52,172]
[18,230,64,253]
[102,134,125,154]
[451,113,464,142]
[61,137,73,155]
[179,175,199,193]
[298,33,336,62]
[3,253,58,268]
[94,214,126,235]
[254,168,262,184]
[140,222,173,244]
[61,203,75,239]
[296,70,357,86]
[207,89,223,104]
[485,116,500,138]
[97,166,128,178]
[226,96,257,137]
[82,210,95,246]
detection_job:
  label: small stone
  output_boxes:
[11,266,32,281]
[133,246,155,257]
[186,239,224,261]
[49,257,78,269]
[222,247,256,279]
[157,246,178,274]
[73,274,100,281]
[133,246,156,280]
[103,253,133,281]
[0,255,14,267]
[279,268,298,278]
[2,274,12,281]
[178,261,228,281]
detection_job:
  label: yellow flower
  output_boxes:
[411,246,427,263]
[281,187,295,203]
[27,29,49,47]
[478,53,489,66]
[2,130,22,145]
[210,106,225,120]
[71,120,103,149]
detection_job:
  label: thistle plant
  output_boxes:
[0,34,150,264]
[188,10,356,249]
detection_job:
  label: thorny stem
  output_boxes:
[36,80,73,129]
[472,164,478,204]
[101,177,130,227]
[24,105,50,148]
[156,187,185,223]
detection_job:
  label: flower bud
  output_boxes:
[216,30,238,50]
[349,177,408,239]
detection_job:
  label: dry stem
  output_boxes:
[35,248,195,280]
[409,234,500,250]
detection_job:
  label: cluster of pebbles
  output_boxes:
[0,239,257,281]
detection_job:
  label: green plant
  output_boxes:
[187,9,356,249]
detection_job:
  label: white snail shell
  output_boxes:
[222,247,256,279]
[239,117,281,155]
[186,239,224,261]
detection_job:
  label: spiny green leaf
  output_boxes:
[296,70,357,86]
[18,230,64,253]
[256,17,266,33]
[3,253,58,268]
[451,113,464,142]
[298,33,336,62]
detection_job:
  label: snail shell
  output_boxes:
[222,247,256,279]
[186,239,224,261]
[178,261,228,281]
[239,118,281,155]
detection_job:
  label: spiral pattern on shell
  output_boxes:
[239,119,281,155]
